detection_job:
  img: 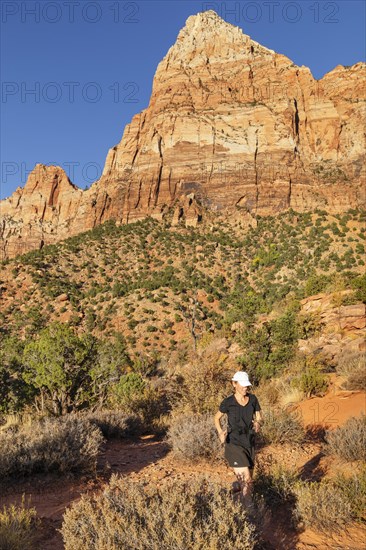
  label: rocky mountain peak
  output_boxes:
[24,164,78,196]
[3,164,80,210]
[159,10,274,70]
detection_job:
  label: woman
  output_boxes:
[214,371,263,505]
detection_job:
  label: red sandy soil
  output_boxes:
[1,387,365,550]
[296,375,366,429]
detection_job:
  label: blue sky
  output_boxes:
[1,0,365,199]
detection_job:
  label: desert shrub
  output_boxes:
[351,272,366,302]
[84,411,142,439]
[296,312,324,339]
[120,386,169,430]
[0,335,35,415]
[0,416,103,479]
[304,273,332,296]
[254,464,297,506]
[167,413,223,463]
[333,468,366,522]
[0,500,38,550]
[255,381,280,406]
[324,415,366,462]
[175,353,232,414]
[238,311,298,383]
[260,408,305,445]
[131,351,160,378]
[293,481,352,531]
[89,333,132,408]
[22,322,97,415]
[62,476,257,550]
[274,375,305,408]
[337,351,366,391]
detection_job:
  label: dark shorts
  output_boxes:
[224,442,255,469]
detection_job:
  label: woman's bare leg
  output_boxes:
[233,466,253,506]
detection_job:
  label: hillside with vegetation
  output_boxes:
[0,207,365,549]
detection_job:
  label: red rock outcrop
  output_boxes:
[298,292,366,362]
[1,10,365,257]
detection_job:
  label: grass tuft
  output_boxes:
[0,500,38,550]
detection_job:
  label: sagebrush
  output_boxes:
[84,410,142,439]
[0,416,103,479]
[254,463,297,506]
[294,481,352,531]
[174,354,232,414]
[333,468,366,522]
[167,413,223,463]
[324,415,366,462]
[62,475,257,550]
[337,351,366,391]
[260,408,305,445]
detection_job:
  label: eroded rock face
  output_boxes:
[1,10,365,257]
[0,165,83,257]
[298,292,366,362]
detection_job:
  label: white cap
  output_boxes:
[231,371,252,387]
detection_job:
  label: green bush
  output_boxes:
[0,336,35,415]
[111,373,146,406]
[127,319,138,330]
[296,312,324,339]
[238,310,298,382]
[62,476,257,550]
[292,365,328,397]
[22,322,97,415]
[304,274,331,296]
[351,273,366,303]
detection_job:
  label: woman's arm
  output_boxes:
[214,410,227,444]
[253,410,263,433]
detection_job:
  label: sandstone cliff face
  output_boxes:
[0,165,82,257]
[1,10,365,257]
[0,164,119,257]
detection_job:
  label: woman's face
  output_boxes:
[233,382,249,396]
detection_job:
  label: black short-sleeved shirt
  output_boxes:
[219,393,261,448]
